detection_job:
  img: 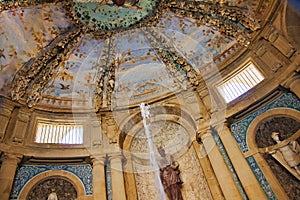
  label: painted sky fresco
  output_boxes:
[0,2,238,106]
[156,12,236,71]
[43,33,104,99]
[0,4,74,95]
[113,30,178,106]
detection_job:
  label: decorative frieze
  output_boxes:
[264,26,296,58]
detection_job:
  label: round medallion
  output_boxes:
[73,0,157,30]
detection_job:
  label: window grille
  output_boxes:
[35,122,84,144]
[217,62,264,103]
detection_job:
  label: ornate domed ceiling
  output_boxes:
[0,0,262,111]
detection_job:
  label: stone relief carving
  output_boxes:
[94,38,111,111]
[27,177,77,200]
[255,116,300,200]
[130,121,190,156]
[179,147,213,200]
[134,165,162,200]
[133,145,212,200]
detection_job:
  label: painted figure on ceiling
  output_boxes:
[97,0,143,10]
[158,148,183,200]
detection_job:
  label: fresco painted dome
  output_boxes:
[0,0,261,111]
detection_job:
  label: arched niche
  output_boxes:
[18,170,86,200]
[247,108,300,152]
[246,108,300,200]
[120,106,212,200]
[119,104,197,150]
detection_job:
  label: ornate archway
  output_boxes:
[18,170,86,200]
[247,108,300,200]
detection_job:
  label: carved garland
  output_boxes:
[143,28,201,87]
[5,0,262,108]
[94,37,112,111]
[11,27,87,107]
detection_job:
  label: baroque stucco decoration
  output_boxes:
[2,0,261,109]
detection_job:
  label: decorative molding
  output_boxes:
[230,92,300,153]
[10,164,93,199]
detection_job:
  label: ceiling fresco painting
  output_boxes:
[113,30,180,107]
[43,34,104,99]
[156,12,236,70]
[73,0,157,30]
[0,3,74,95]
[0,0,262,110]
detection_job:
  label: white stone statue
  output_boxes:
[47,189,58,200]
[269,132,300,177]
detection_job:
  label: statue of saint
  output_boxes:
[270,132,300,176]
[158,148,183,200]
[47,189,58,200]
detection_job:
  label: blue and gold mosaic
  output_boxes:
[230,92,300,199]
[231,92,300,153]
[10,164,93,199]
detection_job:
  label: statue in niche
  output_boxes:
[267,132,300,177]
[47,189,58,200]
[256,116,300,199]
[27,177,77,200]
[158,148,183,200]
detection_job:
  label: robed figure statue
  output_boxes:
[158,148,183,200]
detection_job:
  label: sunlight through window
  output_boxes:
[35,122,84,144]
[217,62,264,103]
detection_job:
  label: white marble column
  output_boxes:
[109,154,126,200]
[199,128,242,200]
[218,123,267,199]
[0,153,22,200]
[92,156,107,200]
